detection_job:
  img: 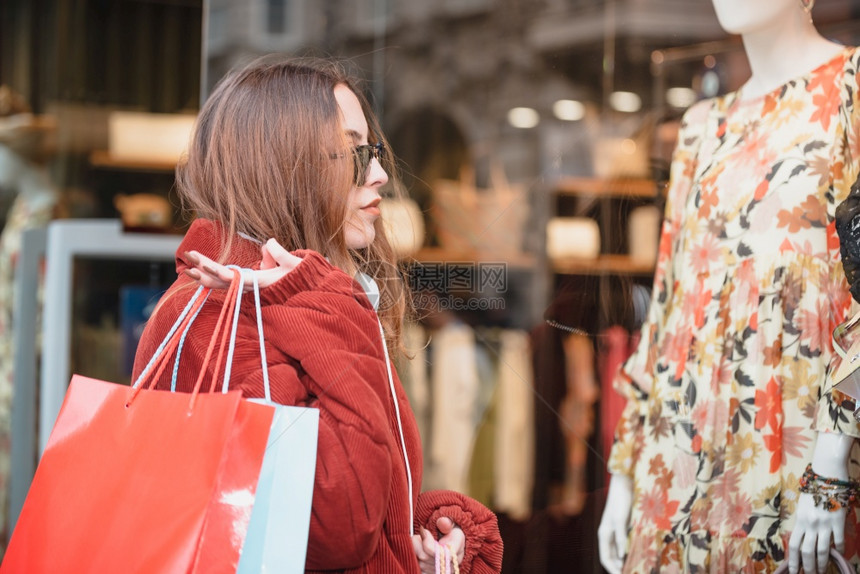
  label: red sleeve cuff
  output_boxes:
[415,490,503,574]
[256,250,338,305]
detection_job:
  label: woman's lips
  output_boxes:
[361,198,381,216]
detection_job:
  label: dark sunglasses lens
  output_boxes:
[352,149,367,183]
[352,144,383,184]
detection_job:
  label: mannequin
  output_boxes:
[597,1,860,572]
[0,91,57,554]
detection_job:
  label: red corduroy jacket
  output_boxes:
[132,219,503,573]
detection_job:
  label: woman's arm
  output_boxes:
[177,249,401,570]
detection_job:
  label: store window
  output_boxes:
[352,0,393,36]
[7,0,860,571]
[248,0,306,51]
[266,0,290,35]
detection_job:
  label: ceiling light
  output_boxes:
[508,107,540,128]
[701,70,721,97]
[552,99,585,121]
[666,87,697,108]
[609,91,641,113]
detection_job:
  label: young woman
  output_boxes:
[132,55,503,574]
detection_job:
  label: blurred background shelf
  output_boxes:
[89,151,176,173]
[411,247,536,269]
[552,177,657,198]
[551,254,656,276]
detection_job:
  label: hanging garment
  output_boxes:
[425,322,481,494]
[598,326,632,486]
[467,376,497,511]
[610,47,860,572]
[493,330,534,521]
[466,328,501,510]
[397,321,431,455]
[528,323,577,513]
[554,332,598,516]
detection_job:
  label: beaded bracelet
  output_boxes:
[799,464,860,511]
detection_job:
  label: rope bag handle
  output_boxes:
[128,267,270,410]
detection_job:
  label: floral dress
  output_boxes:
[609,46,860,573]
[0,185,55,558]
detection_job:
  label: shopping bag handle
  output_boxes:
[129,285,211,395]
[125,282,224,410]
[129,266,271,410]
[217,267,270,400]
[186,267,270,405]
[186,268,243,407]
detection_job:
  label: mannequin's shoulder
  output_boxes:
[845,45,860,71]
[683,98,716,123]
[676,98,719,142]
[839,46,860,110]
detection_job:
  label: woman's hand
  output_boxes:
[183,238,302,290]
[411,517,466,573]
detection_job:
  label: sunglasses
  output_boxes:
[351,142,385,184]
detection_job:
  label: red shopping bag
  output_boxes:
[2,281,275,573]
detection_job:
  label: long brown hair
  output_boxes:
[176,55,410,351]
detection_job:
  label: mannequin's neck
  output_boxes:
[739,19,843,99]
